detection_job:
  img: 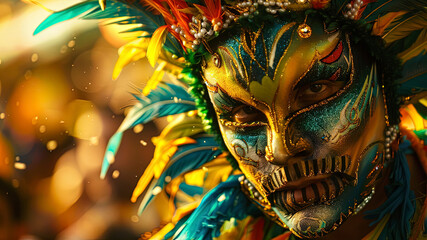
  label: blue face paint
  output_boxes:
[203,14,387,238]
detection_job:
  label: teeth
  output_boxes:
[263,155,352,194]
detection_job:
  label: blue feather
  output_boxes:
[34,0,182,56]
[137,136,223,214]
[397,52,427,96]
[364,148,416,240]
[34,0,99,35]
[171,175,261,240]
[100,83,196,179]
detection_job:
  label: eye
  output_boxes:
[293,80,345,110]
[232,105,265,123]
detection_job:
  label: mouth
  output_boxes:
[262,155,355,214]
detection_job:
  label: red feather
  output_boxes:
[166,0,194,40]
[195,0,222,22]
[140,0,175,24]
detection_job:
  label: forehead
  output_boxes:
[203,15,342,106]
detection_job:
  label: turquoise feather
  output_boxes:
[170,175,261,240]
[100,83,197,179]
[137,136,222,215]
[34,1,99,35]
[364,148,416,240]
[397,52,427,96]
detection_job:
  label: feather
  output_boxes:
[383,12,427,45]
[397,52,427,96]
[140,0,175,24]
[398,28,427,62]
[98,0,106,10]
[34,0,183,57]
[100,84,196,179]
[112,36,150,80]
[147,25,169,67]
[33,0,99,35]
[131,137,196,202]
[172,175,260,240]
[136,136,223,213]
[142,61,166,95]
[362,0,426,21]
[165,0,194,40]
[372,11,406,36]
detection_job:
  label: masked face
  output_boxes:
[203,15,387,238]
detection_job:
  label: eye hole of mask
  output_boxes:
[232,105,266,124]
[293,79,346,110]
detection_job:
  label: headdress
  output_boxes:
[34,0,426,239]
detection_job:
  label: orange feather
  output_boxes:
[141,0,175,24]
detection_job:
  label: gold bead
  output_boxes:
[297,23,312,38]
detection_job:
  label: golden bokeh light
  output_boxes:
[50,151,83,214]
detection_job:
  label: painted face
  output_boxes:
[203,14,387,238]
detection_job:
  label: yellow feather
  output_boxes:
[98,0,106,10]
[372,11,406,36]
[130,137,196,203]
[147,25,169,67]
[149,223,175,240]
[398,28,427,63]
[112,36,150,80]
[383,12,427,45]
[143,61,166,95]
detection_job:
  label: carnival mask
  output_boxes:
[203,14,387,238]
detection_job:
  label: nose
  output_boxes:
[265,128,312,165]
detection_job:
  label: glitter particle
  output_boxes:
[31,53,39,62]
[0,113,5,119]
[131,215,139,223]
[140,140,147,146]
[112,170,120,179]
[39,125,46,133]
[133,124,144,133]
[46,140,57,151]
[14,162,26,170]
[68,40,76,48]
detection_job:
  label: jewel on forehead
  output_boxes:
[297,23,312,38]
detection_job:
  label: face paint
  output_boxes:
[203,14,387,238]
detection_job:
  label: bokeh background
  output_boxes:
[0,0,163,239]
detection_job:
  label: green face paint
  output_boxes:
[203,14,387,238]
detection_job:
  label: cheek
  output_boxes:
[219,126,273,179]
[289,65,385,171]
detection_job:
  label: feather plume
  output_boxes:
[172,175,260,240]
[131,137,196,203]
[362,0,426,21]
[383,12,427,45]
[194,0,221,21]
[140,0,175,24]
[136,136,223,214]
[33,0,99,35]
[397,29,427,62]
[112,36,150,80]
[397,53,427,96]
[142,61,166,95]
[372,11,406,36]
[100,84,196,179]
[147,25,169,67]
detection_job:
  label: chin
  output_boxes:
[272,186,358,238]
